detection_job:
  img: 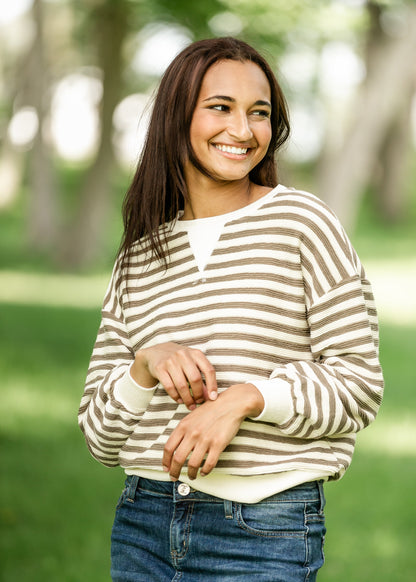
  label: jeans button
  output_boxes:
[178,483,190,496]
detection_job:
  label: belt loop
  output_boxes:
[224,500,233,519]
[317,480,326,513]
[127,475,140,503]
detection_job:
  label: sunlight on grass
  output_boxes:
[358,414,416,457]
[365,258,416,326]
[3,380,77,430]
[370,529,401,560]
[0,270,109,308]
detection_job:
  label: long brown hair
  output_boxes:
[120,37,290,266]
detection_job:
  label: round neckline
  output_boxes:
[177,185,284,228]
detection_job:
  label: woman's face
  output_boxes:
[187,59,272,186]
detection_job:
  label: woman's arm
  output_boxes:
[248,274,383,439]
[162,383,263,480]
[78,259,218,467]
[78,259,151,466]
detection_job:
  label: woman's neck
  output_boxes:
[182,179,270,220]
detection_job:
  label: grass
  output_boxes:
[0,304,122,581]
[1,296,415,581]
[320,321,416,581]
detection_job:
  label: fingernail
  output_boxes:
[210,392,217,400]
[177,398,183,404]
[162,465,169,472]
[189,404,196,411]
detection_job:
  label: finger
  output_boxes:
[166,440,195,481]
[184,366,205,403]
[193,353,217,400]
[156,369,183,404]
[174,351,205,403]
[169,367,197,410]
[168,449,188,481]
[199,447,220,477]
[162,428,185,474]
[175,348,217,402]
[186,444,209,480]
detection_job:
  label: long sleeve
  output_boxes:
[78,258,157,467]
[250,202,383,439]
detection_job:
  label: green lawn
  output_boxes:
[1,301,415,581]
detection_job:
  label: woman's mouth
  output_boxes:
[214,144,249,155]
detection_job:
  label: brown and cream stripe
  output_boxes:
[78,187,383,481]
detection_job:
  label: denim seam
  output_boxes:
[303,501,310,572]
[171,502,195,562]
[249,497,319,504]
[138,487,173,499]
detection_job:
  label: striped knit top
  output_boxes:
[78,185,383,500]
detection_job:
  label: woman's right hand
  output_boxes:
[130,342,217,410]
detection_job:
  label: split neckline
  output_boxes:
[172,185,287,273]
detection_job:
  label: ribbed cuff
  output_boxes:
[113,364,159,412]
[248,378,294,424]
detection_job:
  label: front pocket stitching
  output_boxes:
[236,504,306,539]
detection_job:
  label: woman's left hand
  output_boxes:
[162,383,264,481]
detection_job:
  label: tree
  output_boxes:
[3,0,413,270]
[317,1,416,230]
[60,0,131,267]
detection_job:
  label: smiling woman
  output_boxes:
[116,37,289,265]
[78,37,383,582]
[184,60,273,215]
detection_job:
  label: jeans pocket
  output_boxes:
[236,500,307,538]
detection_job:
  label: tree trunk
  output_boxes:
[375,84,414,223]
[317,2,416,231]
[0,140,25,209]
[59,0,129,268]
[26,0,59,251]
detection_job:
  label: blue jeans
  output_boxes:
[111,476,326,581]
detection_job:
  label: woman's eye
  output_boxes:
[210,104,229,112]
[252,110,270,118]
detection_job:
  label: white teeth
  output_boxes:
[216,145,248,155]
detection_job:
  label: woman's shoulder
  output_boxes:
[262,185,341,228]
[270,185,332,210]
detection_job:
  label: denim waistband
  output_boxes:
[124,475,324,507]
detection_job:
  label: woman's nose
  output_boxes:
[227,112,253,141]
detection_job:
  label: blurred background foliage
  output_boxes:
[0,0,415,580]
[0,0,415,270]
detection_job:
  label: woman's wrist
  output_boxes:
[131,350,158,388]
[224,383,265,419]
